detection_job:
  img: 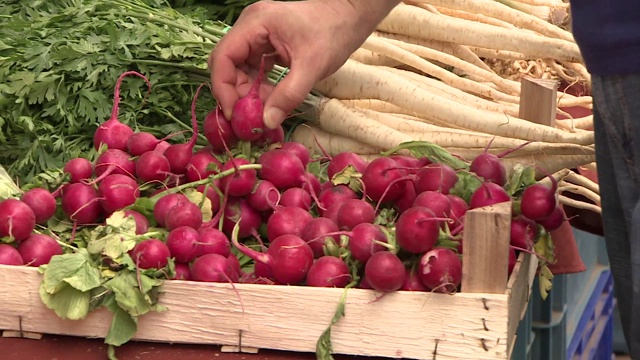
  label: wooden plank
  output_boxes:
[462,201,512,294]
[505,252,539,357]
[0,265,513,359]
[518,77,559,127]
[2,330,43,339]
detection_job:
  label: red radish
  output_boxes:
[418,248,462,293]
[255,125,285,147]
[172,262,192,280]
[412,191,451,218]
[17,234,62,267]
[130,239,171,269]
[0,244,23,265]
[306,256,351,288]
[336,198,375,231]
[93,148,136,180]
[135,151,171,183]
[230,56,267,141]
[203,107,239,153]
[401,268,428,291]
[301,173,322,197]
[163,83,208,174]
[280,187,312,211]
[266,206,313,240]
[190,253,239,283]
[232,233,314,285]
[164,200,203,231]
[300,217,341,258]
[253,260,275,282]
[394,181,418,214]
[93,71,151,152]
[317,185,358,216]
[123,209,150,234]
[257,149,306,190]
[222,198,262,239]
[154,141,171,154]
[537,206,566,232]
[510,216,537,250]
[227,253,242,279]
[414,163,458,195]
[447,194,469,229]
[247,180,280,212]
[327,152,368,180]
[185,152,222,183]
[127,132,159,157]
[280,141,311,168]
[358,274,373,289]
[64,157,93,183]
[469,182,511,209]
[219,158,257,197]
[197,227,231,257]
[469,139,531,186]
[508,247,517,275]
[395,206,441,254]
[166,226,201,263]
[347,223,388,264]
[61,183,103,225]
[389,155,420,172]
[364,251,406,293]
[153,193,190,227]
[520,175,558,221]
[21,188,56,224]
[98,174,140,214]
[361,157,407,203]
[322,203,343,225]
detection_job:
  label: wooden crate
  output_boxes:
[0,202,538,359]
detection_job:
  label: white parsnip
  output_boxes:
[377,3,582,62]
[559,195,602,214]
[291,124,382,156]
[349,48,401,67]
[501,154,596,179]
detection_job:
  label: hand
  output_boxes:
[208,0,399,129]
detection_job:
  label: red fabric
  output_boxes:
[547,206,586,274]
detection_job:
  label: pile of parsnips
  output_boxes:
[290,0,599,211]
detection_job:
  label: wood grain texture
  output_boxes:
[0,252,535,359]
[519,77,559,127]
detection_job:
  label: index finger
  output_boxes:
[209,34,247,120]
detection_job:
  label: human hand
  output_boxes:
[208,0,400,129]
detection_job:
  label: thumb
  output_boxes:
[263,64,319,129]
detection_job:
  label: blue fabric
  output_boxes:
[570,1,640,75]
[592,74,640,358]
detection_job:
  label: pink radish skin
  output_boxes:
[510,216,537,250]
[537,206,565,232]
[255,126,285,147]
[322,203,343,225]
[154,141,171,154]
[219,158,257,197]
[358,274,373,289]
[266,206,314,240]
[166,226,201,263]
[164,200,203,231]
[336,198,375,231]
[306,256,351,288]
[414,163,458,195]
[230,56,267,141]
[412,191,452,218]
[127,132,160,157]
[364,251,406,293]
[130,239,171,269]
[395,206,441,254]
[300,217,341,258]
[317,185,358,216]
[153,193,190,228]
[61,183,103,225]
[447,194,469,229]
[418,248,462,293]
[257,149,307,190]
[94,71,151,152]
[232,233,314,285]
[197,227,231,258]
[520,175,558,221]
[394,181,418,214]
[17,234,62,267]
[508,247,517,275]
[401,268,428,291]
[389,155,420,173]
[21,188,57,224]
[185,152,222,183]
[470,153,507,186]
[247,180,280,212]
[362,157,407,204]
[227,253,243,279]
[172,262,192,280]
[222,198,262,239]
[280,187,312,211]
[64,158,93,183]
[280,142,311,168]
[327,152,368,180]
[190,253,239,283]
[94,149,136,179]
[469,182,511,209]
[123,209,150,235]
[98,174,140,214]
[347,223,388,264]
[203,108,239,153]
[301,173,322,197]
[135,151,171,183]
[0,244,23,265]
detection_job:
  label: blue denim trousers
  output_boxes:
[592,73,640,357]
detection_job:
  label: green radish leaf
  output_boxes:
[450,171,483,204]
[381,141,468,170]
[505,164,537,197]
[538,265,554,301]
[184,188,213,222]
[39,282,91,320]
[316,285,353,360]
[41,249,101,294]
[330,165,362,193]
[104,294,138,347]
[0,165,21,200]
[104,270,153,317]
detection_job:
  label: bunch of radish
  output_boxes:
[0,69,563,297]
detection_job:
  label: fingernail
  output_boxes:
[264,107,286,129]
